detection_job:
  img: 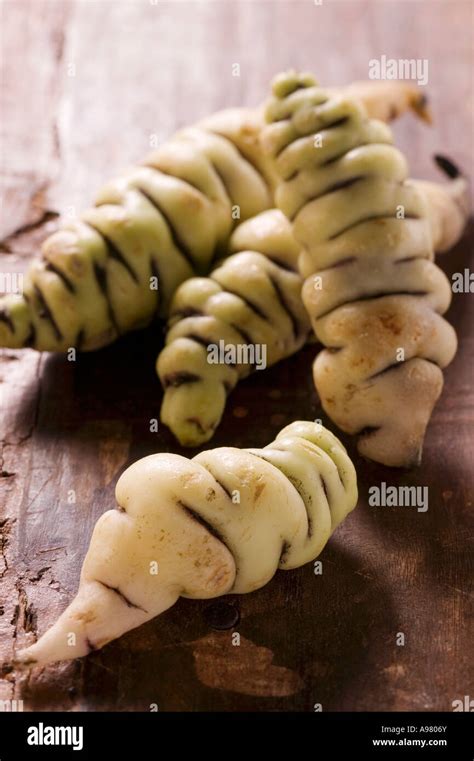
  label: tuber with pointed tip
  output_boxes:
[411,155,469,253]
[11,421,357,668]
[261,71,464,467]
[157,209,310,446]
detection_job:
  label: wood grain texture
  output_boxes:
[0,0,473,712]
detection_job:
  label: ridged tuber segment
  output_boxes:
[0,116,271,352]
[157,209,310,446]
[12,421,357,667]
[262,71,460,467]
[0,80,437,353]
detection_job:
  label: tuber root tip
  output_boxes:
[434,153,462,179]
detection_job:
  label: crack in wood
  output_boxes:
[28,566,51,583]
[0,518,14,580]
[11,584,38,641]
[0,210,59,253]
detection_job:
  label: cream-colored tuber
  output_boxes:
[12,421,357,668]
[157,209,310,446]
[262,71,464,467]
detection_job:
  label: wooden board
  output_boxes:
[0,0,472,712]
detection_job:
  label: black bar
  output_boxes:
[0,711,472,759]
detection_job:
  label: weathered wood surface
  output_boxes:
[0,0,472,711]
